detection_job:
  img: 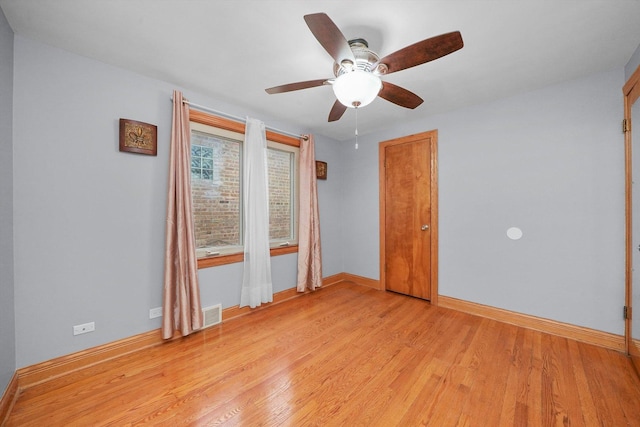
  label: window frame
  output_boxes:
[189,109,300,269]
[265,139,300,249]
[190,123,244,258]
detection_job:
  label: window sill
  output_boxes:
[197,245,298,269]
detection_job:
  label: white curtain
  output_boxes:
[240,117,273,308]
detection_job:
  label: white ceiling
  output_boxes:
[2,0,640,141]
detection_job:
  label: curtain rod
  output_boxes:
[172,97,308,140]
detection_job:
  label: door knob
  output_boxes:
[421,224,429,231]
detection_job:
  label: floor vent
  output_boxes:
[202,304,222,329]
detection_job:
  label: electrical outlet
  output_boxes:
[149,307,162,319]
[73,322,95,336]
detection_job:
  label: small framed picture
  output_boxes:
[316,161,327,180]
[119,118,157,156]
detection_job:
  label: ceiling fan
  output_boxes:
[265,13,463,122]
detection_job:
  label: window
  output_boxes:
[190,125,242,256]
[190,144,214,181]
[189,112,299,266]
[267,144,297,243]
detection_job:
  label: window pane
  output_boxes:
[267,147,294,241]
[191,130,241,252]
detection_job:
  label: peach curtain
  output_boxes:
[162,90,203,339]
[296,134,323,291]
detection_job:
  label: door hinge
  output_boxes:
[624,305,632,320]
[623,118,631,133]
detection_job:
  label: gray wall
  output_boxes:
[341,68,625,335]
[12,36,344,368]
[626,43,640,81]
[314,135,346,276]
[0,6,15,397]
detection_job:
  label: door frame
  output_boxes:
[624,64,640,369]
[379,130,439,305]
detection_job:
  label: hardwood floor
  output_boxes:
[5,282,640,426]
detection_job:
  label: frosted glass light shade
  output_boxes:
[332,70,382,108]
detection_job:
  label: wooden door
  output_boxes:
[379,131,438,301]
[624,63,640,372]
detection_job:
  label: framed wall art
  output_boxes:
[316,160,327,180]
[119,118,157,156]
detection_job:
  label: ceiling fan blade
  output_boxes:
[328,100,347,122]
[265,79,329,94]
[304,13,356,66]
[378,82,424,109]
[378,31,463,75]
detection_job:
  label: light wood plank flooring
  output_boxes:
[5,282,640,426]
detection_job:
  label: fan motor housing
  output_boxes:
[334,39,386,77]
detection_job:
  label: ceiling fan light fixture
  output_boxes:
[332,70,382,108]
[266,13,463,122]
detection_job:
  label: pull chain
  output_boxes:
[355,106,359,150]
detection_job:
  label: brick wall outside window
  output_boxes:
[191,132,241,249]
[267,147,292,241]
